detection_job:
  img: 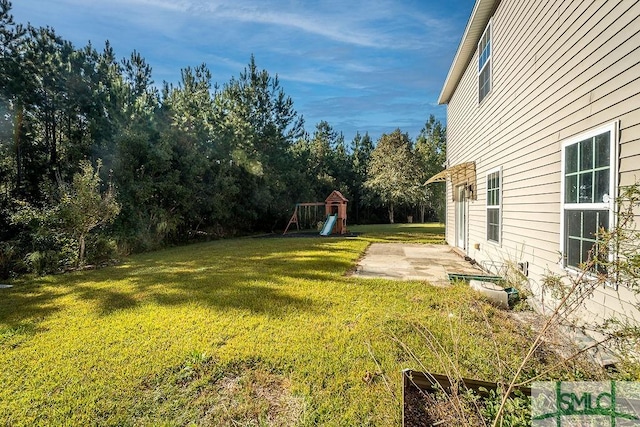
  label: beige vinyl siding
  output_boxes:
[444,0,640,320]
[620,116,640,187]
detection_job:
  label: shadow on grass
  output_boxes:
[0,239,354,323]
[71,279,316,318]
[0,319,44,348]
[0,285,66,332]
[0,225,443,324]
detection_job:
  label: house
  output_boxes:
[430,0,640,325]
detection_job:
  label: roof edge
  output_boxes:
[438,0,500,105]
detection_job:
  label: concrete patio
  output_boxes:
[351,243,485,285]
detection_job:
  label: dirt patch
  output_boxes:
[199,367,305,426]
[509,310,613,368]
[135,357,305,426]
[404,383,487,427]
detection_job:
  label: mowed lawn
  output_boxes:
[1,224,543,426]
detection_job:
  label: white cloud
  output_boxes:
[111,0,193,12]
[105,0,447,50]
[11,0,461,140]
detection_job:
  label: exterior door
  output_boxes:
[455,185,467,250]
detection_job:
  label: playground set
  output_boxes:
[283,190,348,236]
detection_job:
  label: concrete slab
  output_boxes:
[351,243,484,285]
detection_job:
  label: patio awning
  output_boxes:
[425,161,476,185]
[424,161,476,201]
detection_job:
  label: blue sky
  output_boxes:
[11,0,475,142]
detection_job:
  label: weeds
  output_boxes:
[394,299,571,426]
[488,183,640,425]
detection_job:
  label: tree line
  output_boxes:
[0,0,445,277]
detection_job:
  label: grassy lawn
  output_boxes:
[349,223,445,243]
[0,224,574,425]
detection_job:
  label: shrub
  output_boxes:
[85,234,119,265]
[0,241,25,279]
[25,250,60,276]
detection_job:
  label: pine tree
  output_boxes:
[349,131,374,223]
[415,115,446,222]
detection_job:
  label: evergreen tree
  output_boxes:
[215,55,304,229]
[0,4,31,200]
[415,115,446,222]
[307,120,341,197]
[121,49,159,124]
[349,131,374,223]
[0,0,26,244]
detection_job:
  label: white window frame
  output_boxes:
[486,166,502,244]
[559,122,618,280]
[478,20,492,103]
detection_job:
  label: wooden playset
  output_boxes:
[283,190,348,236]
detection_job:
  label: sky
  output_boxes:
[10,0,475,142]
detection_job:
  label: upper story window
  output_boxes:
[561,123,616,273]
[486,167,501,243]
[478,21,492,103]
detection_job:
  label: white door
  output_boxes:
[455,185,467,250]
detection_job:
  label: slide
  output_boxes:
[320,214,337,236]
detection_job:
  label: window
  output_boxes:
[478,21,492,103]
[486,168,501,243]
[561,123,616,271]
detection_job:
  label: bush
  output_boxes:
[23,230,77,275]
[85,234,118,265]
[25,250,60,276]
[0,241,25,279]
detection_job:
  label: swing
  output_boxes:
[304,205,310,229]
[298,204,320,230]
[283,201,326,235]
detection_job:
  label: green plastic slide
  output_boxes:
[320,214,337,236]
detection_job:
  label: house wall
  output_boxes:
[445,0,640,324]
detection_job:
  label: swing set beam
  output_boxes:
[283,202,326,235]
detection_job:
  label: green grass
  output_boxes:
[350,222,445,243]
[0,224,584,425]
